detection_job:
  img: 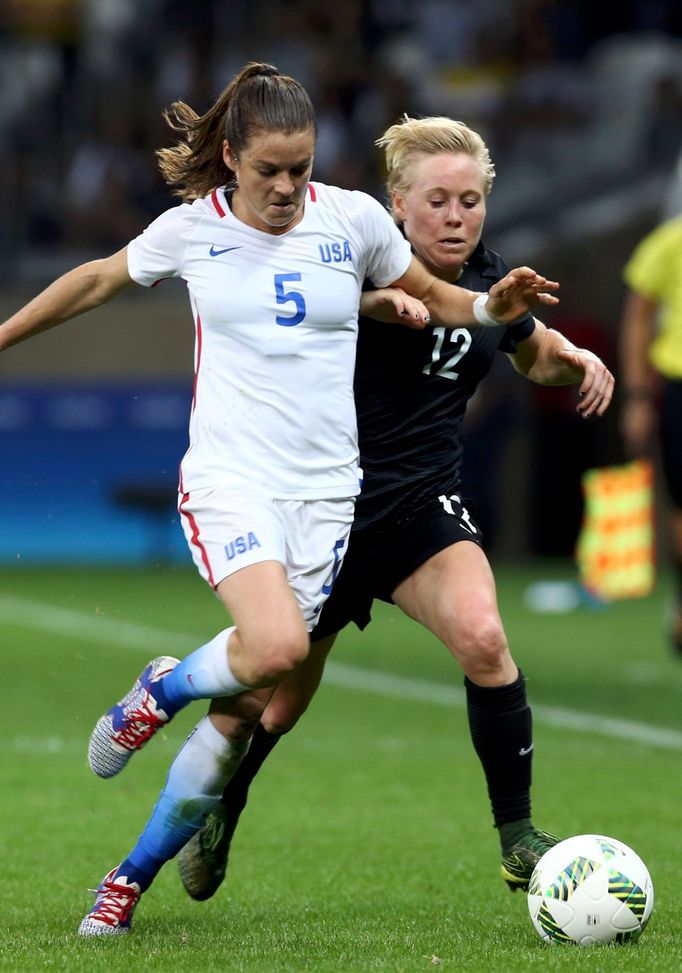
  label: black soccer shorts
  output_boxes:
[312,491,483,641]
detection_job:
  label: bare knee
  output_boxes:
[214,686,306,738]
[231,626,310,687]
[261,696,305,735]
[257,639,330,734]
[257,632,310,681]
[448,612,514,684]
[261,715,294,735]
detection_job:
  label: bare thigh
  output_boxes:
[392,540,517,685]
[216,560,310,687]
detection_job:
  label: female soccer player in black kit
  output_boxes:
[178,116,613,899]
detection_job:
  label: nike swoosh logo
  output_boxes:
[209,245,242,256]
[518,744,534,756]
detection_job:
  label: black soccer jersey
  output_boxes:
[353,242,534,529]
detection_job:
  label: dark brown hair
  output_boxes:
[156,62,317,202]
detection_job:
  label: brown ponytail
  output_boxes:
[156,62,316,202]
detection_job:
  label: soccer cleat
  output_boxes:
[177,802,234,901]
[88,655,180,778]
[78,867,141,936]
[501,828,560,892]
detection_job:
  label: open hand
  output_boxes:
[555,347,615,417]
[486,267,559,324]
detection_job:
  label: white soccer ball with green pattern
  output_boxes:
[527,834,654,945]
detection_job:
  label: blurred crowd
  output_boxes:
[1,0,682,275]
[2,0,682,562]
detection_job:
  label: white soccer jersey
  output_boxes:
[127,182,411,499]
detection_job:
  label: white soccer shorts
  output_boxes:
[178,486,354,631]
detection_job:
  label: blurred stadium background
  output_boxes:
[2,0,682,565]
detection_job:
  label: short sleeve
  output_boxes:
[127,204,196,287]
[352,192,412,287]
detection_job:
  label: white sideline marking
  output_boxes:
[12,735,82,755]
[3,594,682,752]
[325,662,682,751]
[0,594,195,653]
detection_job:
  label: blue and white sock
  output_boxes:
[117,716,250,890]
[154,627,250,716]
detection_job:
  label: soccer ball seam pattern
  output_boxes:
[527,834,654,946]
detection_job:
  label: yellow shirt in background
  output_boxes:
[623,215,682,380]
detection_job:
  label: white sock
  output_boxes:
[170,715,250,795]
[162,626,250,705]
[128,716,251,867]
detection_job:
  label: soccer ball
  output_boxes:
[527,834,654,945]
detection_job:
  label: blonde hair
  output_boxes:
[156,62,316,202]
[376,115,495,203]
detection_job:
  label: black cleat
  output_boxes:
[178,804,233,901]
[501,829,560,892]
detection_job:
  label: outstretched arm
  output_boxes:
[0,247,134,352]
[389,256,559,328]
[510,319,614,418]
[359,287,431,326]
[618,288,659,455]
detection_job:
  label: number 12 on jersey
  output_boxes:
[275,273,307,327]
[423,327,471,381]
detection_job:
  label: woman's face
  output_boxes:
[392,152,487,280]
[224,128,315,234]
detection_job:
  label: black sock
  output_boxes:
[218,723,284,831]
[465,670,533,829]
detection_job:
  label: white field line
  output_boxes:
[2,594,682,752]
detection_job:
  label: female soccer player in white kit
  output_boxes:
[0,62,558,935]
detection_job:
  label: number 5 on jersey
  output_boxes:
[275,273,306,327]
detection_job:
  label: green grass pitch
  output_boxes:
[2,562,682,972]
